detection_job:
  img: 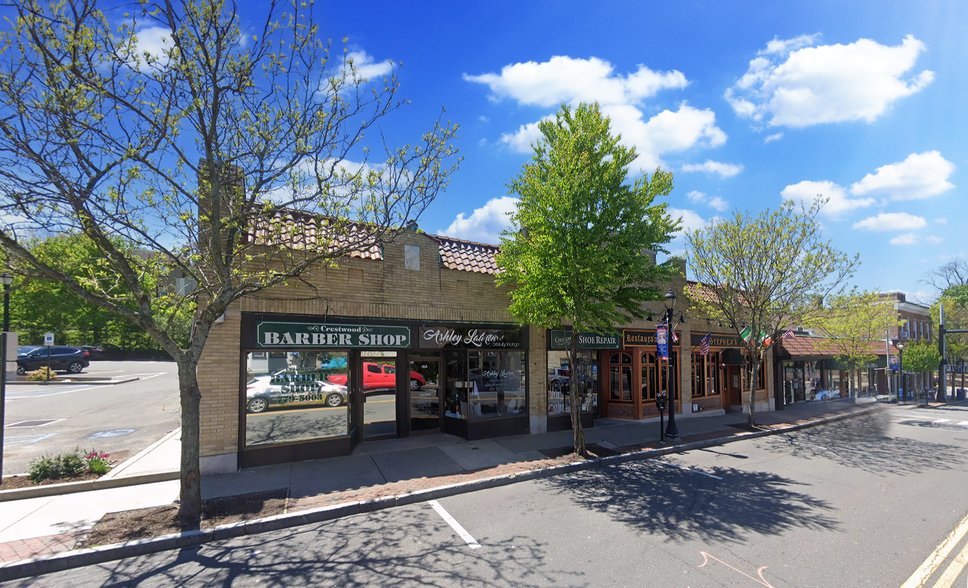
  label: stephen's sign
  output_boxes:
[549,330,622,350]
[418,326,523,349]
[690,333,744,348]
[256,322,411,349]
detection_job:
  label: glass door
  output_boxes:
[409,355,441,433]
[362,351,397,439]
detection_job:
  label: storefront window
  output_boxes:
[244,350,350,446]
[547,350,598,415]
[468,350,526,419]
[706,352,720,396]
[641,352,657,401]
[610,353,632,402]
[444,350,468,419]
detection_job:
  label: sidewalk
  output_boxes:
[0,400,884,576]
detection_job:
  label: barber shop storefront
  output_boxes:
[240,314,529,468]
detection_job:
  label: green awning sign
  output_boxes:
[549,330,622,350]
[256,322,411,349]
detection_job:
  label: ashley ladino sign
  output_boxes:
[256,322,411,349]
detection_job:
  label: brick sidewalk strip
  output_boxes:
[0,405,877,581]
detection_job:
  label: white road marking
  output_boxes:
[428,500,481,549]
[656,460,724,480]
[902,510,968,588]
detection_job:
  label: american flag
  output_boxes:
[700,332,711,356]
[782,329,796,339]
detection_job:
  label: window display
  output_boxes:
[468,350,526,419]
[244,351,350,446]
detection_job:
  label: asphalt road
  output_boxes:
[7,404,968,587]
[2,361,181,475]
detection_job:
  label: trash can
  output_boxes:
[958,388,966,402]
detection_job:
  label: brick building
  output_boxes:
[196,224,773,473]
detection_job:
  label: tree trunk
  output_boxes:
[567,337,586,456]
[175,357,203,529]
[747,358,758,427]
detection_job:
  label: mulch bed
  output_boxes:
[79,489,291,548]
[0,472,102,490]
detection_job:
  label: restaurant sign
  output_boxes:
[623,329,680,347]
[418,326,523,349]
[548,330,622,350]
[256,322,411,349]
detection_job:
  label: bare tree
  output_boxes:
[0,0,459,526]
[921,258,968,293]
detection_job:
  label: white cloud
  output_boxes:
[686,190,706,203]
[708,197,729,212]
[852,212,927,231]
[684,190,728,212]
[889,233,919,245]
[926,235,944,244]
[727,35,934,128]
[680,160,743,178]
[341,50,393,81]
[469,57,725,171]
[764,133,784,143]
[440,196,518,244]
[478,116,489,122]
[849,151,955,200]
[464,56,688,108]
[759,34,822,56]
[935,218,948,224]
[781,180,875,218]
[669,207,711,234]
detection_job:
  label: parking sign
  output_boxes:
[43,332,54,346]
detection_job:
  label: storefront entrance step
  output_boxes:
[439,440,522,470]
[369,447,464,483]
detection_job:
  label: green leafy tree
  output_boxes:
[935,285,968,391]
[686,198,858,425]
[811,289,904,397]
[497,102,680,456]
[902,340,941,401]
[0,0,459,527]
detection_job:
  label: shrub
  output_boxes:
[26,367,56,381]
[27,447,112,482]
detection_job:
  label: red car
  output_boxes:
[328,362,426,391]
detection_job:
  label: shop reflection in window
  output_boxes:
[243,351,350,446]
[468,350,526,419]
[641,352,657,401]
[547,350,598,415]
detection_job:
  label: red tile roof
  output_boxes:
[778,336,897,357]
[243,209,382,260]
[431,235,501,275]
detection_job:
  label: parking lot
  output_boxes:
[3,361,180,476]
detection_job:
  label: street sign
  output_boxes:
[43,333,54,347]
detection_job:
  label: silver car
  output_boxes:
[245,369,348,413]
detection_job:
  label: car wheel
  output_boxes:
[247,397,269,413]
[410,379,421,391]
[16,364,25,375]
[324,393,344,407]
[67,361,84,374]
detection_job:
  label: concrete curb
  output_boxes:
[0,405,878,582]
[0,428,181,502]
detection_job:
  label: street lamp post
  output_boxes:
[894,339,906,406]
[663,289,680,441]
[0,272,12,480]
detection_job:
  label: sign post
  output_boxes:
[44,332,53,382]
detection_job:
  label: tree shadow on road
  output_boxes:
[758,409,967,477]
[546,458,840,545]
[12,505,583,588]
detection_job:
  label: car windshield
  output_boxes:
[18,346,42,356]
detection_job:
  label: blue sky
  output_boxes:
[261,2,963,301]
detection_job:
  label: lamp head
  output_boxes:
[663,289,677,311]
[896,340,905,351]
[0,273,11,287]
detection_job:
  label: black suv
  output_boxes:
[17,346,90,375]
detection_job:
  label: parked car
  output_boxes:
[17,346,90,375]
[327,362,426,391]
[79,345,104,359]
[246,368,348,413]
[548,367,570,393]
